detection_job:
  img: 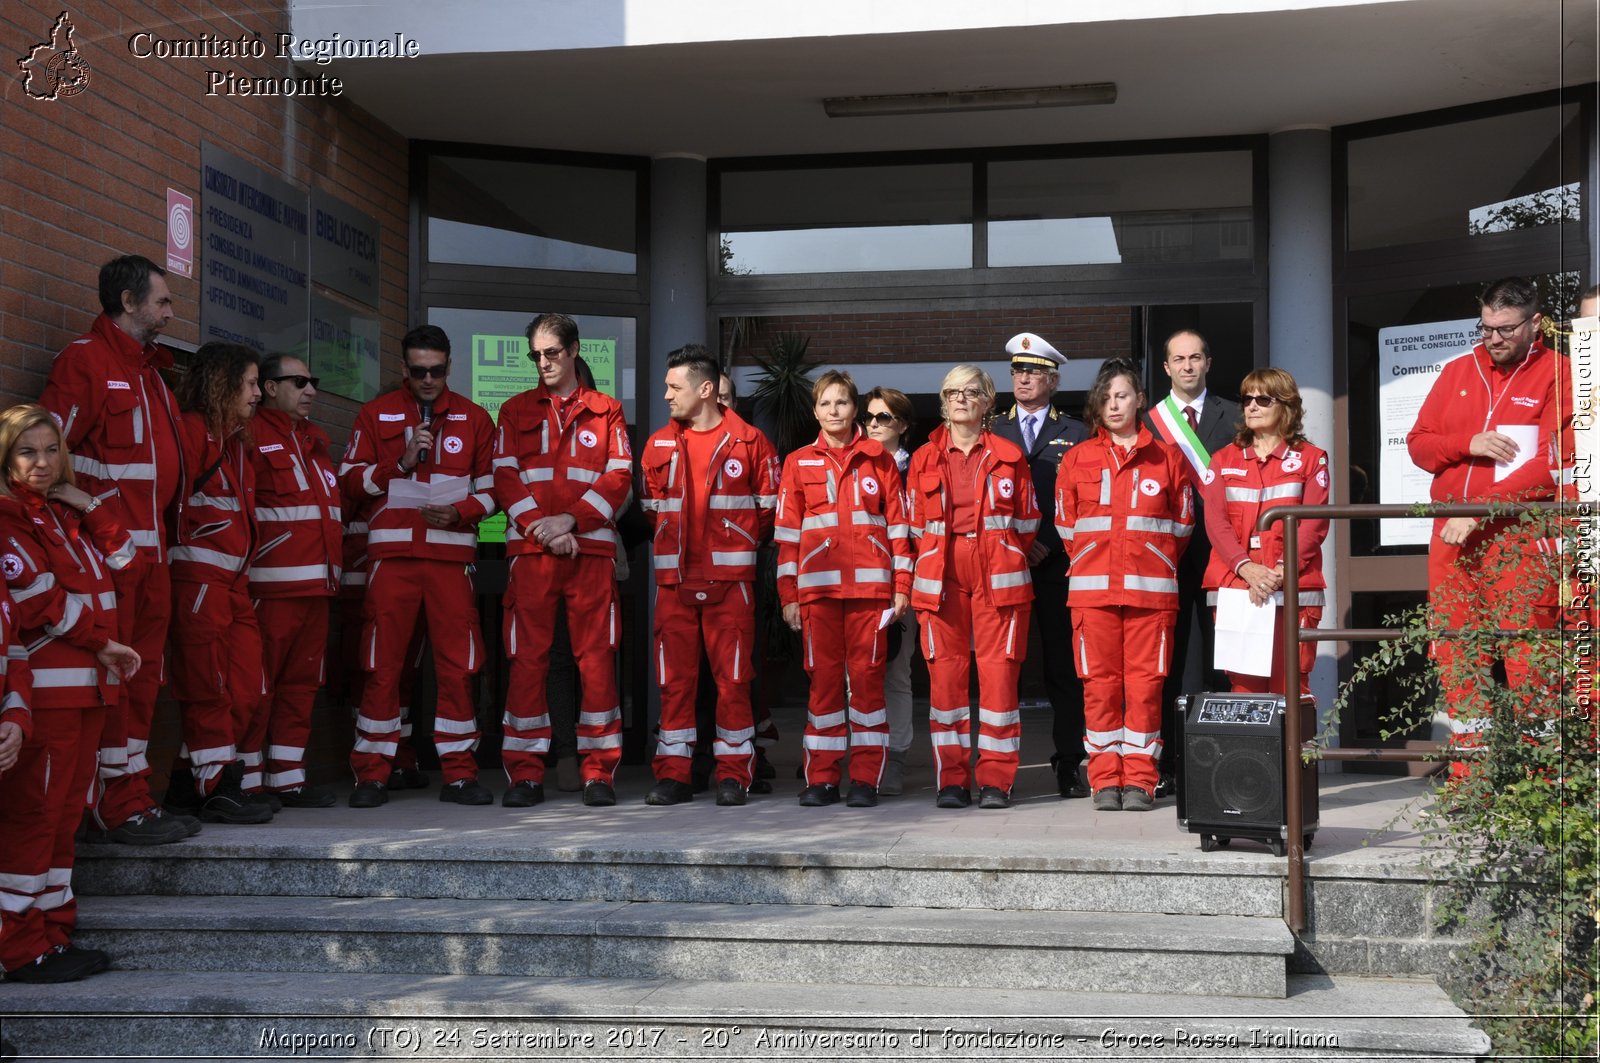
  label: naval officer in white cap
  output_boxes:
[990,332,1091,798]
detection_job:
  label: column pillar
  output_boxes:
[647,154,708,436]
[1268,127,1340,736]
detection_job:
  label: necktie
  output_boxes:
[1183,405,1198,432]
[1021,414,1036,453]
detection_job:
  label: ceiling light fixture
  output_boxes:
[823,82,1116,118]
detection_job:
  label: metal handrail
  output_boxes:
[1256,501,1555,931]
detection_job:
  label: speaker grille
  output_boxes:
[1184,734,1284,827]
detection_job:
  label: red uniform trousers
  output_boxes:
[800,598,889,787]
[921,536,1030,792]
[338,587,425,772]
[95,560,169,827]
[1222,605,1322,698]
[0,705,105,972]
[1430,537,1560,779]
[170,577,265,793]
[652,582,756,787]
[1074,605,1174,795]
[501,553,621,785]
[249,597,330,792]
[351,558,483,785]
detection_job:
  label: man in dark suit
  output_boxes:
[1143,328,1241,796]
[991,332,1091,798]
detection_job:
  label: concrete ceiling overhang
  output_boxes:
[299,0,1598,156]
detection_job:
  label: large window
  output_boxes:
[1346,102,1583,250]
[988,152,1253,267]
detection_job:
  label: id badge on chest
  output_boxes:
[1249,535,1262,549]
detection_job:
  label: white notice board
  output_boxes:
[1377,318,1478,546]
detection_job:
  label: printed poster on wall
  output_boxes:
[1377,317,1477,547]
[469,333,618,542]
[199,143,309,356]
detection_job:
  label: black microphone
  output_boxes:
[417,400,433,465]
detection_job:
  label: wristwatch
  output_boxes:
[82,497,102,515]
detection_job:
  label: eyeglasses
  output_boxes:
[941,387,986,403]
[1477,316,1534,340]
[529,345,571,362]
[1010,366,1052,378]
[1241,394,1278,408]
[406,364,449,380]
[269,375,319,390]
[864,412,899,426]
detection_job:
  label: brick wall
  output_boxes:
[0,0,410,446]
[725,307,1134,365]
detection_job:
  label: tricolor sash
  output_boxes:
[1151,395,1211,481]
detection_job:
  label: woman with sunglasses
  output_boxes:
[775,371,912,808]
[861,386,918,795]
[163,342,273,825]
[1056,358,1193,812]
[906,367,1039,809]
[0,403,140,982]
[1201,368,1329,695]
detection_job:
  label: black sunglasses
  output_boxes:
[864,412,899,426]
[269,374,319,390]
[407,364,450,380]
[1241,393,1279,408]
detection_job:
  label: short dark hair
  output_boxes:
[259,352,302,381]
[1163,328,1209,360]
[667,343,720,391]
[401,324,451,360]
[527,313,579,350]
[98,255,165,317]
[1084,357,1145,430]
[719,371,737,403]
[864,386,915,435]
[1480,277,1539,314]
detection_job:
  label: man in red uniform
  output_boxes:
[639,345,779,806]
[1406,277,1571,777]
[493,313,633,808]
[247,355,344,807]
[39,255,192,845]
[339,326,497,808]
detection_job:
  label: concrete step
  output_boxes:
[0,971,1491,1060]
[72,894,1295,998]
[72,833,1287,918]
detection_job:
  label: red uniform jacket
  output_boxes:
[339,388,496,564]
[169,413,257,584]
[40,313,184,563]
[905,426,1039,611]
[247,407,343,597]
[0,587,29,738]
[0,487,135,708]
[493,384,633,560]
[639,406,778,585]
[1056,426,1194,609]
[1201,441,1330,605]
[774,430,913,606]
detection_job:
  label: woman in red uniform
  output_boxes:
[1202,368,1329,696]
[906,366,1038,809]
[0,404,140,982]
[775,371,912,808]
[1056,359,1193,812]
[164,343,270,825]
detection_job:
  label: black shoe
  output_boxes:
[1092,787,1123,811]
[978,786,1012,809]
[387,767,429,790]
[58,944,110,975]
[582,780,617,807]
[162,766,202,816]
[247,791,283,813]
[646,779,694,806]
[715,779,747,806]
[4,946,100,983]
[1152,772,1177,800]
[935,785,971,809]
[1120,786,1155,812]
[797,783,840,807]
[755,748,777,780]
[438,779,494,805]
[845,782,878,808]
[502,781,545,808]
[349,780,389,808]
[747,777,773,795]
[106,806,192,845]
[1051,753,1091,799]
[277,785,337,809]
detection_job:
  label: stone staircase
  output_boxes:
[0,787,1491,1061]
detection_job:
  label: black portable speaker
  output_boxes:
[1175,692,1318,856]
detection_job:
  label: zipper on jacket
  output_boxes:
[801,538,832,566]
[867,534,889,557]
[723,518,758,546]
[1144,541,1177,572]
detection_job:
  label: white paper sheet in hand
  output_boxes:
[1213,586,1277,677]
[386,478,468,509]
[1493,424,1540,482]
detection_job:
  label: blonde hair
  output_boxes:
[938,364,996,426]
[0,404,74,500]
